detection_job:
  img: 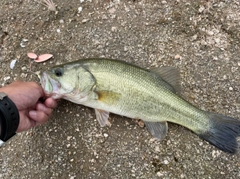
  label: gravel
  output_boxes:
[0,0,240,178]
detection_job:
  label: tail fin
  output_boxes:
[198,112,240,153]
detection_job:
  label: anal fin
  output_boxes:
[144,121,168,141]
[95,109,111,127]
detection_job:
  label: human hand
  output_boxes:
[0,81,57,132]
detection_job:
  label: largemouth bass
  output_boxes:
[40,58,240,153]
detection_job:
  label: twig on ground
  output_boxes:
[40,0,56,11]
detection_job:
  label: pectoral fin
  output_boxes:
[97,90,121,105]
[95,109,111,127]
[144,121,168,141]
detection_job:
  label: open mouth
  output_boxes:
[39,72,47,88]
[40,72,62,99]
[40,72,51,93]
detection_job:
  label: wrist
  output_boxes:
[0,92,20,146]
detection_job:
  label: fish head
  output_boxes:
[40,63,96,101]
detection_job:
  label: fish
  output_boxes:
[40,58,240,153]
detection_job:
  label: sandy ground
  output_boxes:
[0,0,240,178]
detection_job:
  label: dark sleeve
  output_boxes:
[0,93,19,143]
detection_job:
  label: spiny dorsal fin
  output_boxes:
[151,66,181,94]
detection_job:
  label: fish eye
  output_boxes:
[54,68,63,77]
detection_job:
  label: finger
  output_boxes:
[16,113,37,133]
[29,82,45,97]
[36,103,53,116]
[13,81,44,97]
[29,110,49,125]
[44,98,58,109]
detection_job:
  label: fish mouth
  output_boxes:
[40,72,62,99]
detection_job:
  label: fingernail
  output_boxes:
[29,110,37,117]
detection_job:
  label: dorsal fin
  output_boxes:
[151,66,181,94]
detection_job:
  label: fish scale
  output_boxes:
[87,60,208,129]
[40,58,240,153]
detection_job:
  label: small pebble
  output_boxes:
[163,159,169,165]
[111,26,117,32]
[78,7,83,13]
[22,38,28,42]
[137,120,145,128]
[157,171,164,177]
[109,8,116,14]
[67,136,72,140]
[82,19,89,23]
[4,76,10,81]
[10,59,17,69]
[155,146,160,152]
[174,54,181,60]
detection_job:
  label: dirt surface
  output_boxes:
[0,0,240,178]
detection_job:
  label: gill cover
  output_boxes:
[52,65,96,99]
